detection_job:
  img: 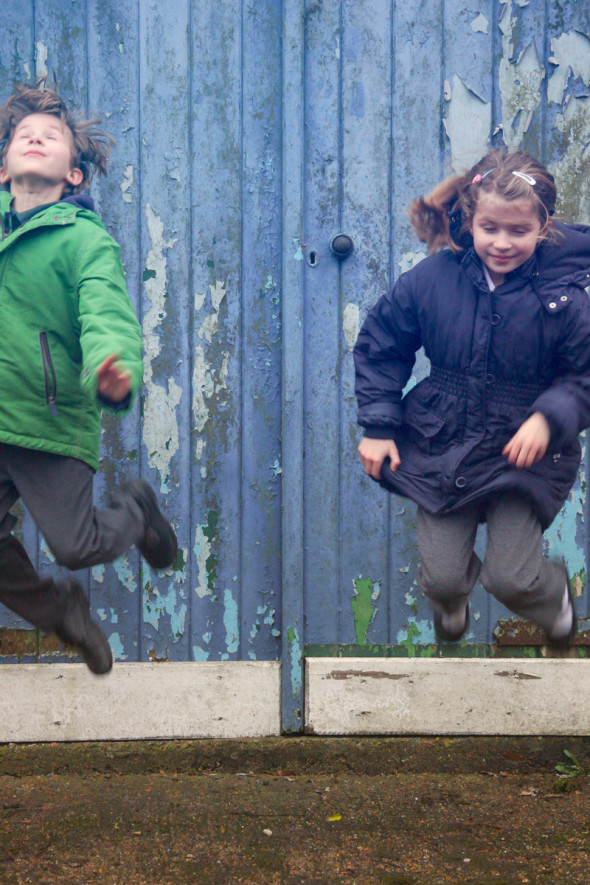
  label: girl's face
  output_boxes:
[470,191,546,286]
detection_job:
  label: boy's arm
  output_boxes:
[75,230,143,414]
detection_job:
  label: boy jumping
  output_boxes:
[0,80,177,674]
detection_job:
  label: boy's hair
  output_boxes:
[0,79,114,195]
[408,149,557,253]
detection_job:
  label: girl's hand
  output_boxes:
[97,353,131,402]
[358,437,401,479]
[502,412,550,469]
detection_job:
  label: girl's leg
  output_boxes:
[417,505,481,638]
[480,492,573,641]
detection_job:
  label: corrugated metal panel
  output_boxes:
[0,1,589,731]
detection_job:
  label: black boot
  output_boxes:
[0,536,112,674]
[55,580,113,675]
[121,479,178,569]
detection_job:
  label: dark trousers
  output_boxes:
[416,492,565,634]
[0,443,145,633]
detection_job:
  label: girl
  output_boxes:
[354,148,590,646]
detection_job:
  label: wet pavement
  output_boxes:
[1,736,589,884]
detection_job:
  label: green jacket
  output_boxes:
[0,191,143,470]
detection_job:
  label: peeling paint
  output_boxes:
[287,625,302,698]
[546,439,586,598]
[197,280,226,343]
[398,250,427,274]
[193,510,218,599]
[192,282,231,453]
[548,31,590,105]
[40,538,55,564]
[113,555,137,594]
[498,0,544,150]
[35,41,48,78]
[342,302,360,350]
[223,588,239,655]
[142,205,180,491]
[444,75,491,171]
[550,107,590,222]
[120,164,134,203]
[143,569,187,639]
[396,619,436,655]
[470,13,489,34]
[108,632,125,661]
[350,578,380,645]
[92,564,105,585]
[192,646,209,661]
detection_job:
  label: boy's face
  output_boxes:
[0,113,83,193]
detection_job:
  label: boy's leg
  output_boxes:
[417,504,482,640]
[480,492,573,642]
[0,534,112,674]
[2,445,176,571]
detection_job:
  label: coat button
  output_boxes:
[560,295,567,302]
[549,302,557,309]
[491,314,501,325]
[455,476,466,488]
[486,374,495,384]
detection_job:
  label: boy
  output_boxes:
[0,81,177,674]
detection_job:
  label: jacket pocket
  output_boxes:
[402,396,445,453]
[39,331,59,416]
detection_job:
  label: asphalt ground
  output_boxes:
[1,736,590,884]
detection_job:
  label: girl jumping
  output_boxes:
[354,148,590,646]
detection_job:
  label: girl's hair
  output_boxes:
[408,149,557,253]
[0,78,114,195]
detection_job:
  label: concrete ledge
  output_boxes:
[306,657,590,736]
[0,661,281,742]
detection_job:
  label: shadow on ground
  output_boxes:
[1,736,589,884]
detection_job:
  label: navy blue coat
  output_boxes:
[354,223,590,529]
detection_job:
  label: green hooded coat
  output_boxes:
[0,191,143,470]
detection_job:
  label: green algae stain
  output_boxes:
[399,621,421,658]
[350,578,379,645]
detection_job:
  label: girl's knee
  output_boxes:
[418,564,472,604]
[480,565,528,604]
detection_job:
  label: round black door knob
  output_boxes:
[330,234,354,259]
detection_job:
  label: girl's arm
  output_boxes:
[502,412,550,469]
[358,436,401,478]
[354,273,422,438]
[528,287,590,451]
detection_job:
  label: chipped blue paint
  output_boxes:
[92,564,105,584]
[108,632,125,662]
[112,556,138,594]
[292,238,304,261]
[287,625,302,699]
[192,646,210,662]
[223,588,239,655]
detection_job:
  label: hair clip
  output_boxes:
[472,167,496,185]
[512,170,536,186]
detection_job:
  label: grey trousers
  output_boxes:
[0,443,146,633]
[416,493,565,634]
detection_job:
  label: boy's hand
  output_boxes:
[358,437,401,479]
[502,412,550,469]
[97,354,131,402]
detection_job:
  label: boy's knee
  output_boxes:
[51,541,87,571]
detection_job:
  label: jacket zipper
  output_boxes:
[39,332,59,416]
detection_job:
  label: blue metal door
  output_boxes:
[293,0,590,727]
